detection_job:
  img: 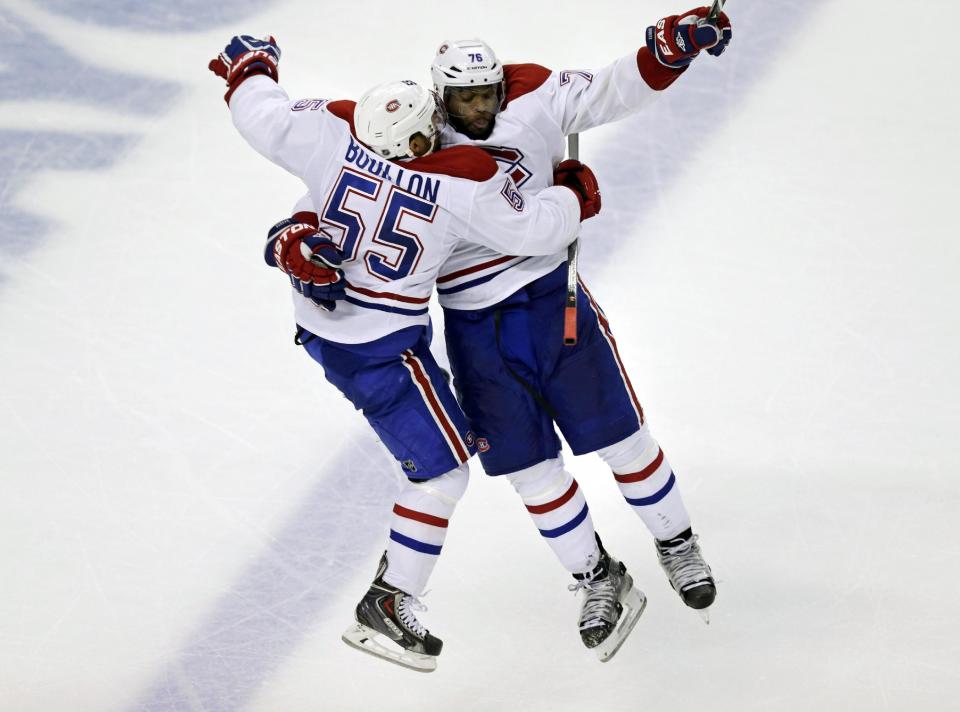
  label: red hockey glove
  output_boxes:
[208,35,281,103]
[265,218,346,311]
[646,7,733,68]
[554,159,602,221]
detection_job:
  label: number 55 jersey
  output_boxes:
[227,75,583,345]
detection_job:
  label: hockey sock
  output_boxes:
[597,426,692,541]
[384,463,469,596]
[505,457,600,575]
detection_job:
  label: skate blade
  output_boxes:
[595,585,647,663]
[341,623,437,673]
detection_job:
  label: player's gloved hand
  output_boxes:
[646,7,733,68]
[554,159,602,221]
[265,218,346,311]
[208,35,281,102]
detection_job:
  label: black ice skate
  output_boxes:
[655,528,717,622]
[341,552,442,673]
[569,536,646,662]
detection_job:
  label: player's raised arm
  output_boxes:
[542,5,733,136]
[209,35,325,177]
[460,158,601,256]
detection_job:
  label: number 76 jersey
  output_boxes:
[228,76,582,344]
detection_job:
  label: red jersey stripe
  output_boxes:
[346,282,431,304]
[437,254,518,283]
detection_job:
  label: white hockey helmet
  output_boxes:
[354,80,447,159]
[430,39,504,101]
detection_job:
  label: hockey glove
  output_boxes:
[208,35,281,103]
[554,159,602,221]
[646,7,733,68]
[265,218,346,311]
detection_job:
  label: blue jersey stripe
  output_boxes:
[389,529,442,555]
[624,472,676,506]
[345,295,429,316]
[436,258,530,295]
[538,503,589,539]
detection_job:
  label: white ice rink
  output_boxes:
[2,1,959,710]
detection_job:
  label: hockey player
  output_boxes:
[208,36,602,672]
[427,7,733,659]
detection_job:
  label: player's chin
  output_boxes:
[465,118,494,140]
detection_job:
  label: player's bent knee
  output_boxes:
[505,458,568,500]
[408,463,469,506]
[596,424,660,472]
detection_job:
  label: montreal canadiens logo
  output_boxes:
[386,99,400,113]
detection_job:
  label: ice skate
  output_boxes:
[656,528,716,622]
[569,537,646,662]
[341,552,442,673]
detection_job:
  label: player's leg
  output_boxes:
[347,462,469,671]
[504,457,599,574]
[301,325,474,670]
[384,465,469,597]
[534,271,716,613]
[304,324,475,478]
[506,458,645,658]
[445,303,601,576]
[445,300,643,658]
[595,426,716,612]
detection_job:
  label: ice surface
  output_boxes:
[2,1,958,711]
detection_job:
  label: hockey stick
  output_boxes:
[563,132,580,346]
[562,2,726,346]
[706,0,727,23]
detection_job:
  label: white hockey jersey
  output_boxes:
[436,49,685,310]
[228,76,581,344]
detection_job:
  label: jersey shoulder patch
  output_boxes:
[503,63,552,107]
[405,146,498,182]
[325,99,358,134]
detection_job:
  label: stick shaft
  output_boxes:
[563,133,580,346]
[706,0,726,22]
